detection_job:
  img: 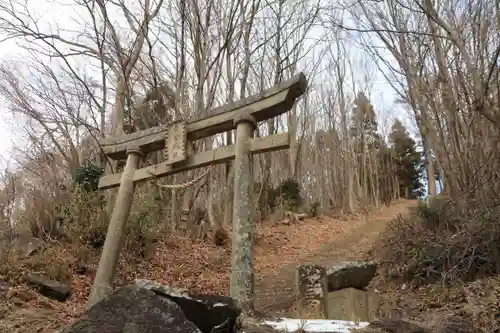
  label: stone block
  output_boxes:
[326,288,380,322]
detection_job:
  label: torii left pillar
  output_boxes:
[87,147,143,309]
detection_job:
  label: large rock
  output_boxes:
[61,285,203,333]
[136,279,241,333]
[326,261,378,291]
[24,273,71,302]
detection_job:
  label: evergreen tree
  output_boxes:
[377,145,397,205]
[350,92,382,150]
[350,92,384,205]
[389,119,424,199]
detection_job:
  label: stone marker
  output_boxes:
[326,287,380,322]
[136,279,241,333]
[296,264,328,318]
[61,285,203,333]
[326,261,378,291]
[24,273,71,302]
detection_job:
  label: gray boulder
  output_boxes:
[24,273,71,302]
[136,279,241,333]
[326,261,378,291]
[61,285,203,333]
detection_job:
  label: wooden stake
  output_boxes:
[87,147,143,309]
[230,112,257,312]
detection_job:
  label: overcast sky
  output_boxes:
[0,38,18,171]
[0,0,417,171]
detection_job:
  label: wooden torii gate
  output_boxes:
[87,73,307,310]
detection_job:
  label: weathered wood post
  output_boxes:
[230,112,257,312]
[87,147,143,308]
[296,264,329,318]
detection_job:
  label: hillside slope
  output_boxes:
[0,200,415,332]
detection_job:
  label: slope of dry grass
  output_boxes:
[368,198,500,332]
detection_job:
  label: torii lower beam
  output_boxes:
[98,132,290,190]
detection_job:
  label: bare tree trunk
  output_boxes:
[423,137,436,199]
[171,0,187,228]
[170,184,179,231]
[335,42,354,212]
[369,150,380,208]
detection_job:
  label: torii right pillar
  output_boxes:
[230,112,257,313]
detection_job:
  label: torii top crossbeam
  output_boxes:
[100,73,307,160]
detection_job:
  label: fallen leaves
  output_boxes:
[371,275,500,332]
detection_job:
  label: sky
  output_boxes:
[0,0,418,172]
[0,41,18,171]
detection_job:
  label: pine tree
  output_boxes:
[377,145,397,205]
[389,119,424,199]
[350,92,383,205]
[350,92,382,150]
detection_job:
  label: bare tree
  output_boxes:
[348,0,500,200]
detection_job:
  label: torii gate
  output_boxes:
[87,73,307,311]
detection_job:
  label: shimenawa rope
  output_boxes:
[146,165,214,189]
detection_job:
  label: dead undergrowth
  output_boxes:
[370,196,500,333]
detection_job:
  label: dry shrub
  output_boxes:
[124,185,164,256]
[18,187,68,239]
[0,246,21,281]
[62,188,108,249]
[14,156,72,240]
[0,185,163,284]
[22,246,73,282]
[0,244,72,284]
[62,185,161,257]
[377,196,500,286]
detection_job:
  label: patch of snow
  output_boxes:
[213,303,226,307]
[264,318,370,333]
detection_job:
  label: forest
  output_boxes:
[0,0,498,331]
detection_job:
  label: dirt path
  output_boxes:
[254,200,415,316]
